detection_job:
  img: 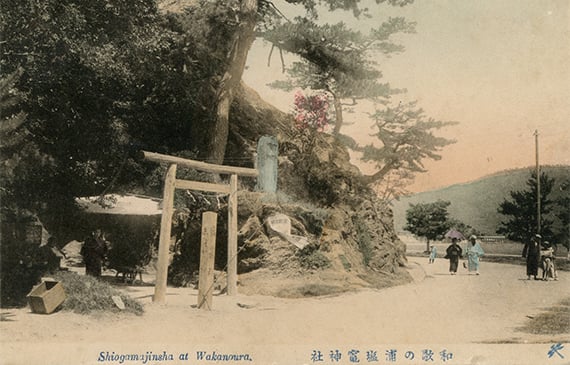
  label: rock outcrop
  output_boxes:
[167,89,412,296]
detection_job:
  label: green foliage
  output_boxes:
[362,101,457,184]
[1,0,173,214]
[53,271,144,315]
[404,200,451,248]
[271,0,415,19]
[497,171,556,244]
[297,246,331,270]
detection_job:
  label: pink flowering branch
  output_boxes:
[293,91,330,132]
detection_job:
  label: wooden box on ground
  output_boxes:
[27,281,66,314]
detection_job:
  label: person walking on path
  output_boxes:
[522,234,542,280]
[445,238,463,275]
[429,245,437,264]
[465,235,484,275]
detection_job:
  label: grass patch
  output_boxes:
[277,283,346,298]
[53,271,144,315]
[298,284,343,297]
[359,267,413,289]
[520,297,570,335]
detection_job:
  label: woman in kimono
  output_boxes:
[465,235,484,275]
[522,234,541,280]
[445,238,462,274]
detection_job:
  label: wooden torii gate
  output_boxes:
[143,151,258,303]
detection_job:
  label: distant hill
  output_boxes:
[392,165,570,235]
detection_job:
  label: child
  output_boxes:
[429,245,437,264]
[540,242,558,281]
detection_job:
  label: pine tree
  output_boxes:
[497,171,555,244]
[361,101,457,186]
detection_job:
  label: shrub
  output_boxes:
[297,245,331,270]
[296,206,330,236]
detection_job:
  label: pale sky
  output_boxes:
[243,0,570,193]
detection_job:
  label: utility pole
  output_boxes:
[534,129,541,235]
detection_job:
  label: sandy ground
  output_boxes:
[1,257,569,365]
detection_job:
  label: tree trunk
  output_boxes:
[332,93,343,135]
[207,0,258,164]
[361,162,394,185]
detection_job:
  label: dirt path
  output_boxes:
[1,258,568,364]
